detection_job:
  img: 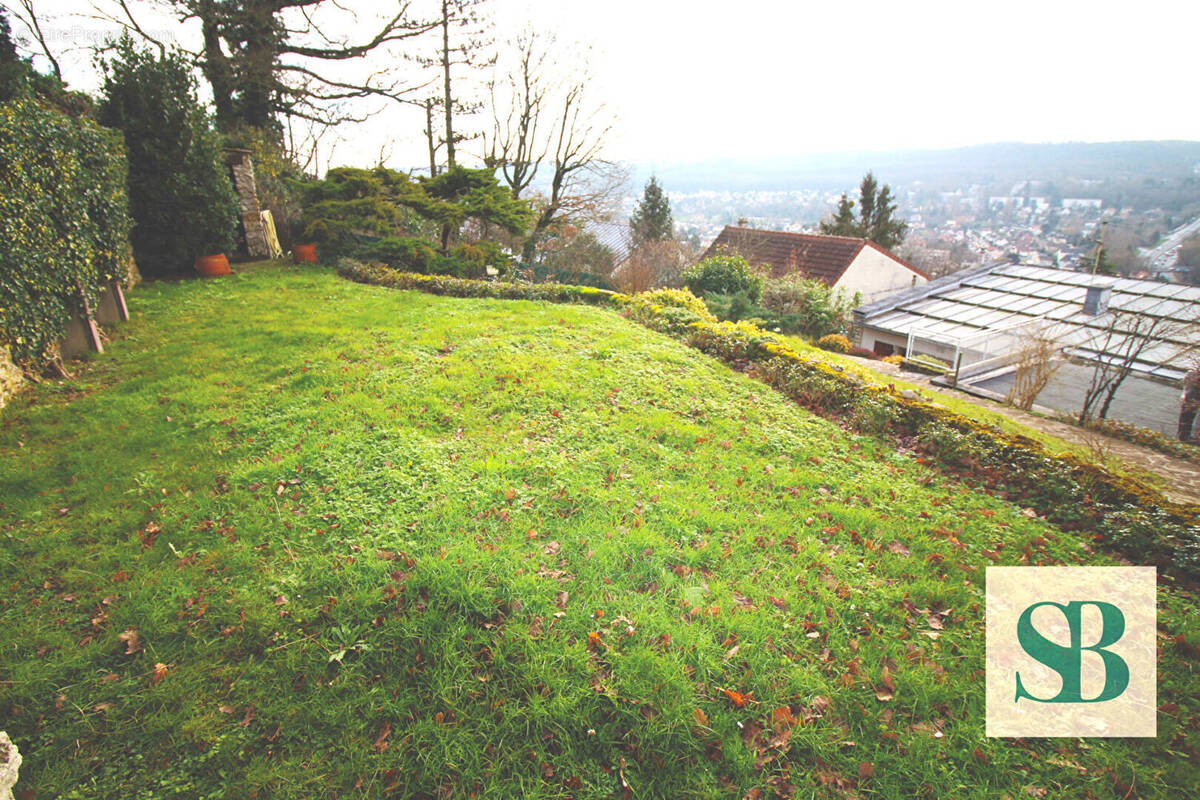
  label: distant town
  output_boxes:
[624,144,1200,284]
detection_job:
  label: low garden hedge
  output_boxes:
[338,260,1200,581]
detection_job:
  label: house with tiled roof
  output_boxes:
[702,226,928,303]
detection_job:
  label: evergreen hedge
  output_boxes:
[98,39,238,278]
[0,99,132,367]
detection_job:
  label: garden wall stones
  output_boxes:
[96,281,130,326]
[0,731,20,800]
[224,148,270,259]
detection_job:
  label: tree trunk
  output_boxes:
[1097,368,1133,420]
[441,2,455,167]
[200,15,237,130]
[425,99,438,177]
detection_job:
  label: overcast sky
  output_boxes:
[19,0,1200,172]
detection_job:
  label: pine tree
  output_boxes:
[630,176,673,245]
[819,171,907,250]
[867,183,907,250]
[857,172,878,234]
[819,193,858,237]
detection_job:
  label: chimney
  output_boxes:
[1083,285,1111,315]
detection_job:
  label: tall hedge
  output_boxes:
[0,99,132,366]
[98,38,238,278]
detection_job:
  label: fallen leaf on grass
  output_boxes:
[858,762,874,779]
[373,721,391,753]
[770,706,797,729]
[587,631,603,650]
[693,707,709,727]
[721,688,753,707]
[151,663,168,684]
[875,666,896,702]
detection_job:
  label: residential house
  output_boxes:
[703,226,929,303]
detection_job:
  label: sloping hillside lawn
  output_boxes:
[1,264,1198,799]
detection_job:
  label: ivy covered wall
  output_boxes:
[0,99,133,369]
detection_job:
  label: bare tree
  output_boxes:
[5,0,61,79]
[415,0,494,172]
[1005,322,1067,411]
[1076,303,1200,423]
[95,0,437,131]
[483,30,622,264]
[612,240,688,294]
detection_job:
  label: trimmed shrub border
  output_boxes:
[338,261,1200,581]
[1054,413,1200,466]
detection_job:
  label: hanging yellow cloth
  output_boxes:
[260,210,285,260]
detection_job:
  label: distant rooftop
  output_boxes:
[857,263,1200,381]
[704,226,928,286]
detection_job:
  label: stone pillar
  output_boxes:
[223,148,270,258]
[0,731,20,800]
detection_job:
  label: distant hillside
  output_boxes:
[640,141,1200,193]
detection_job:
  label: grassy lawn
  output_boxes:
[2,263,1198,799]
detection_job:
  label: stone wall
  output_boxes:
[0,347,25,411]
[0,731,20,800]
[224,148,270,258]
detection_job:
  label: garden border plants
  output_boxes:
[338,260,1200,581]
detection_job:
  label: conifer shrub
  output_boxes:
[97,37,238,277]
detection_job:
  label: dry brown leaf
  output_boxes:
[373,721,391,752]
[117,627,142,654]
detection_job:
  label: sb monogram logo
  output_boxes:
[1014,600,1128,704]
[986,567,1155,737]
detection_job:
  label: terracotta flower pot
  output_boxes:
[195,253,231,277]
[293,243,317,263]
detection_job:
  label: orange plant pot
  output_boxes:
[293,243,317,263]
[195,253,231,277]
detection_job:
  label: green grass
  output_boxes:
[1,263,1197,799]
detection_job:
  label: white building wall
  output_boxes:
[834,248,927,303]
[858,327,908,355]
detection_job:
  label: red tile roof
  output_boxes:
[702,226,928,284]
